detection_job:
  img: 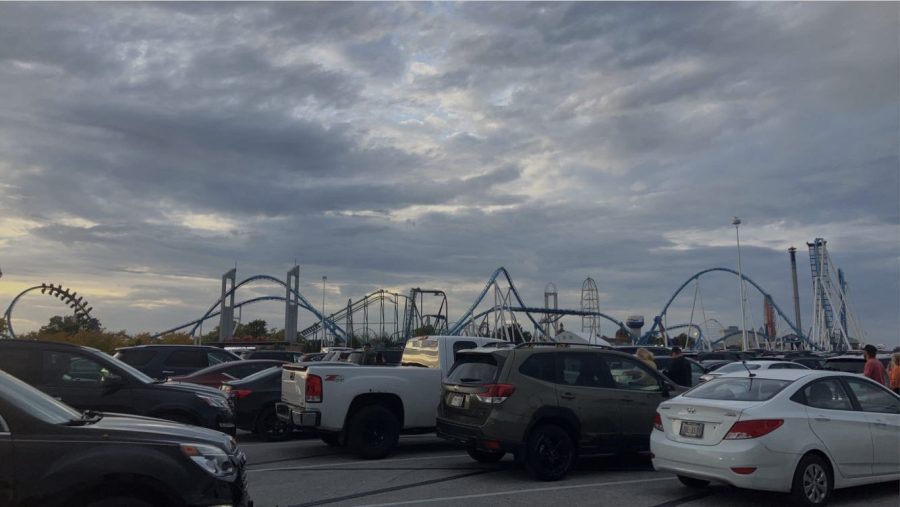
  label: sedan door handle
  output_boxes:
[814,416,830,422]
[560,393,576,400]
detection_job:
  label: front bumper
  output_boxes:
[650,431,795,492]
[275,402,320,428]
[188,452,253,507]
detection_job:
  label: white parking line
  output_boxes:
[354,476,678,506]
[247,453,469,473]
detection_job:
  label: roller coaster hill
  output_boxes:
[1,239,866,352]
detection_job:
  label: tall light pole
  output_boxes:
[321,276,327,348]
[733,217,749,351]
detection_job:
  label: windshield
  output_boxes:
[685,377,792,401]
[0,369,83,424]
[89,347,156,383]
[715,362,761,374]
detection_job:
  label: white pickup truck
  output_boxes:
[276,335,501,459]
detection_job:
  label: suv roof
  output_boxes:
[0,339,94,350]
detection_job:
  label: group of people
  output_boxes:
[862,343,900,394]
[634,346,693,387]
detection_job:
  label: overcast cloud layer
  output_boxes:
[1,2,897,345]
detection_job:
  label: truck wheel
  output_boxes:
[347,405,400,459]
[467,448,505,463]
[525,424,575,481]
[320,432,342,447]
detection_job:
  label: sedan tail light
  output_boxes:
[653,412,663,431]
[229,389,253,399]
[474,384,516,404]
[306,374,323,403]
[724,419,783,439]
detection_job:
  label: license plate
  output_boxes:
[680,421,704,438]
[448,394,464,408]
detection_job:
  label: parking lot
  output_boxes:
[241,434,899,507]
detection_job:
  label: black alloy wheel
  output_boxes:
[256,407,291,441]
[526,424,575,481]
[347,405,400,459]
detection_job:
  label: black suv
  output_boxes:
[0,369,251,507]
[436,343,685,481]
[0,340,235,433]
[114,345,241,380]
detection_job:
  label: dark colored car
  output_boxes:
[0,369,251,507]
[223,366,294,440]
[823,354,892,384]
[343,349,403,365]
[169,359,287,387]
[114,345,241,380]
[436,344,685,481]
[242,350,304,362]
[297,352,326,362]
[0,340,235,434]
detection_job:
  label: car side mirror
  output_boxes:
[102,373,124,391]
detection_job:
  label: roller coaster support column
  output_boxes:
[285,266,300,343]
[219,269,236,342]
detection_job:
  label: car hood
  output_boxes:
[84,412,234,449]
[158,381,228,398]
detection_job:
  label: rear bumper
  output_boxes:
[650,431,796,492]
[436,418,519,454]
[276,402,320,428]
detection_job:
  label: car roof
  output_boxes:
[115,344,226,351]
[0,339,86,350]
[717,369,842,382]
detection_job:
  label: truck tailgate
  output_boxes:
[281,365,307,407]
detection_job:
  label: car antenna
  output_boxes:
[741,360,756,378]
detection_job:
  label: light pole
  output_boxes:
[321,276,327,348]
[733,217,749,351]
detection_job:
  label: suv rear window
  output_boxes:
[685,378,792,401]
[114,349,157,367]
[447,353,503,384]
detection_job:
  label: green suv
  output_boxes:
[436,343,685,480]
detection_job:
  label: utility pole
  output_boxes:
[733,217,749,351]
[321,276,327,349]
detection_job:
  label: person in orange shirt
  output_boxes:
[890,352,900,394]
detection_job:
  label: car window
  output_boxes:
[0,348,42,384]
[447,353,502,384]
[401,338,440,368]
[686,378,792,401]
[771,362,807,370]
[557,353,614,388]
[209,350,236,365]
[519,352,557,383]
[844,378,900,414]
[800,379,854,411]
[0,370,82,425]
[605,355,661,390]
[452,341,478,362]
[43,351,112,386]
[113,349,157,367]
[164,350,208,368]
[0,414,8,433]
[824,359,864,373]
[715,363,761,374]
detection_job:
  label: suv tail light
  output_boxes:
[724,419,783,440]
[306,374,323,403]
[653,412,663,431]
[474,384,515,404]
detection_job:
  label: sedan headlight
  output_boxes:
[196,393,229,409]
[180,443,236,480]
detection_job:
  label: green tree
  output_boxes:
[39,314,101,335]
[0,318,7,337]
[234,319,268,338]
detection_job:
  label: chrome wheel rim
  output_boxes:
[802,463,827,504]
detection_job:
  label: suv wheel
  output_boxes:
[791,454,832,506]
[467,447,505,463]
[256,407,291,441]
[347,405,399,459]
[525,424,575,481]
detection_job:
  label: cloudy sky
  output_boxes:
[0,2,897,346]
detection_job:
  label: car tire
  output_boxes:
[525,424,575,481]
[86,497,154,507]
[467,448,505,463]
[320,432,342,447]
[791,454,832,506]
[347,405,400,460]
[255,407,291,441]
[677,475,710,488]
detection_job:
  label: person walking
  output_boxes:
[862,344,886,386]
[635,348,657,370]
[664,346,692,387]
[889,352,900,394]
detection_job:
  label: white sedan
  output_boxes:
[651,369,899,506]
[698,360,807,383]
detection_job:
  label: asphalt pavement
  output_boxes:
[241,434,899,507]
